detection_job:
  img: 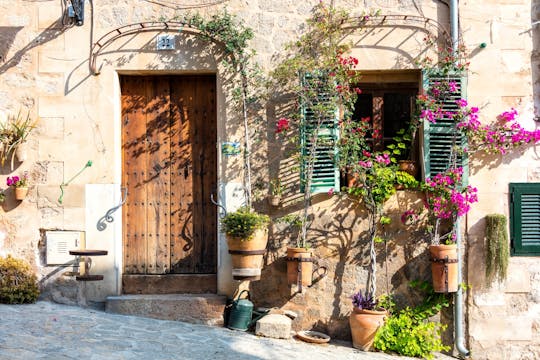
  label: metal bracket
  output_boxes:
[96,187,128,231]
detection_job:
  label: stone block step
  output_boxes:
[105,294,226,326]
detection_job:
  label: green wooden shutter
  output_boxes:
[510,183,540,256]
[422,72,468,185]
[300,72,340,194]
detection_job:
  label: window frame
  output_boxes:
[510,182,540,256]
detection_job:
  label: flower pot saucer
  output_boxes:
[295,330,330,344]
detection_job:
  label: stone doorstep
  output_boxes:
[105,294,227,326]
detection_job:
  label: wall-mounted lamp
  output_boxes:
[67,0,85,26]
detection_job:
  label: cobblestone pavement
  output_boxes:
[0,301,455,360]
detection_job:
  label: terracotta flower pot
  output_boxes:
[268,195,281,207]
[349,308,387,351]
[398,160,418,178]
[429,244,458,293]
[286,247,313,287]
[14,187,28,200]
[227,228,268,281]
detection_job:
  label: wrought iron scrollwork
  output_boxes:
[96,187,128,231]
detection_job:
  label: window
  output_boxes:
[510,183,540,256]
[301,70,469,193]
[352,81,419,152]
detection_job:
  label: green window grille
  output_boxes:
[510,183,540,256]
[300,72,340,194]
[422,72,468,185]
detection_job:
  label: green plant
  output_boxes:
[387,128,413,162]
[269,178,283,197]
[374,282,451,359]
[220,206,270,240]
[374,312,449,359]
[0,255,40,304]
[485,214,509,284]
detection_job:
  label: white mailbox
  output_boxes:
[46,231,83,265]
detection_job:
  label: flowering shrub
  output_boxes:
[421,167,478,244]
[6,173,28,188]
[456,106,540,154]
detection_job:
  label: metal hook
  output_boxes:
[96,187,128,231]
[211,193,227,218]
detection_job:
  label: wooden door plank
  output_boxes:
[121,76,148,274]
[170,77,195,273]
[145,77,172,275]
[192,75,218,273]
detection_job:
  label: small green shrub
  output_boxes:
[0,255,40,304]
[373,282,451,359]
[220,207,270,240]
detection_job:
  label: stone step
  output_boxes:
[105,294,227,326]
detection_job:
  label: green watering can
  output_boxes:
[226,290,268,331]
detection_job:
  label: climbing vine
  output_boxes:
[173,11,261,208]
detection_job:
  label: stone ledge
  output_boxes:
[106,294,227,326]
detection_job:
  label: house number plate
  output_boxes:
[157,34,175,50]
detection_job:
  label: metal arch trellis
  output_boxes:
[89,21,230,75]
[342,14,453,48]
[142,0,230,9]
[90,15,451,75]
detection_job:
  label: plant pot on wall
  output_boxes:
[15,142,28,162]
[267,195,281,207]
[286,247,313,288]
[14,187,28,201]
[349,308,387,351]
[429,244,458,293]
[227,228,268,281]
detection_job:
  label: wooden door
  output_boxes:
[121,75,217,294]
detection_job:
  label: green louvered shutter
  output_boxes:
[510,183,540,256]
[423,72,468,185]
[300,72,340,193]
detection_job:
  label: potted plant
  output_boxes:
[268,178,283,207]
[7,173,29,201]
[340,117,418,300]
[221,206,270,281]
[420,166,477,292]
[0,111,36,168]
[349,290,387,351]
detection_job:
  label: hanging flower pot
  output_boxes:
[429,244,458,293]
[15,142,28,162]
[7,173,30,201]
[227,228,268,281]
[286,247,313,288]
[221,207,270,281]
[267,195,281,207]
[349,308,387,351]
[14,187,28,201]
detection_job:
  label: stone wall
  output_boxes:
[0,0,539,357]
